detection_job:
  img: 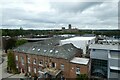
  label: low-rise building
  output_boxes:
[13,39,90,78]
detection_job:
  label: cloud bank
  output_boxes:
[1,0,119,29]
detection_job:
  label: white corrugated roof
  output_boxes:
[89,44,120,50]
[60,37,96,54]
[61,37,95,41]
[70,57,89,65]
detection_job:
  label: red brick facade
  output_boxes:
[14,51,89,78]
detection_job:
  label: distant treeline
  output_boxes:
[1,29,120,37]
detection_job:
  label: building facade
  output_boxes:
[89,44,120,79]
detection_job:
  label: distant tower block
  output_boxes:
[68,24,72,29]
[62,27,65,30]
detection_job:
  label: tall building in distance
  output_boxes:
[68,24,72,29]
[61,24,79,33]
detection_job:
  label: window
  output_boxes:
[16,64,18,68]
[51,62,56,68]
[28,66,31,72]
[61,64,64,70]
[33,59,36,64]
[76,67,80,74]
[39,61,43,65]
[16,55,18,61]
[34,68,36,73]
[93,49,96,51]
[21,57,24,65]
[110,69,120,74]
[28,57,30,63]
[45,61,47,66]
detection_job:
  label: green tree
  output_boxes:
[15,39,27,47]
[7,50,18,73]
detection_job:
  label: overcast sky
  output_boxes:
[1,0,119,30]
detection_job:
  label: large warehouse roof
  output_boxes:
[60,36,96,54]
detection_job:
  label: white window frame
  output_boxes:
[39,61,43,65]
[61,64,64,70]
[21,57,24,65]
[16,55,18,61]
[28,57,30,63]
[33,59,36,64]
[34,68,37,73]
[16,64,18,68]
[28,66,31,72]
[76,67,80,74]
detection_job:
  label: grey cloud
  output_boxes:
[50,2,102,13]
[1,1,119,29]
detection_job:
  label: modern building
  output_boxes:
[60,36,96,54]
[13,39,90,78]
[89,44,120,79]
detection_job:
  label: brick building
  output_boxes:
[13,39,90,78]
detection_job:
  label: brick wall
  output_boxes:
[14,51,89,78]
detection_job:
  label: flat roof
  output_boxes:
[61,37,96,41]
[89,44,120,50]
[70,57,89,65]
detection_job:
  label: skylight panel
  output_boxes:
[68,49,70,51]
[38,49,40,51]
[55,50,58,53]
[50,50,53,53]
[44,50,47,52]
[32,48,35,51]
[71,48,73,50]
